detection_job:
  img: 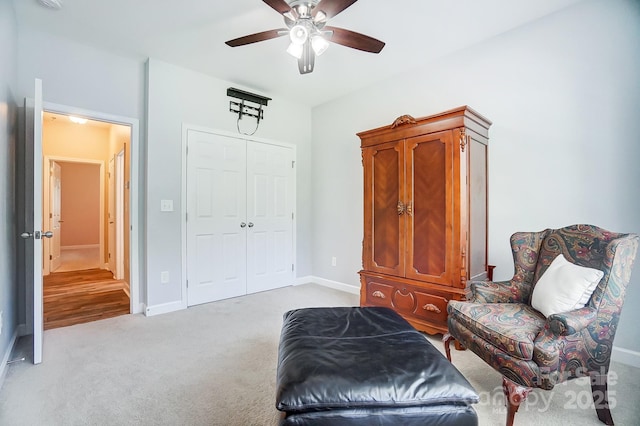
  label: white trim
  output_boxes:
[0,330,19,390]
[42,102,141,315]
[144,301,183,317]
[296,275,360,295]
[612,346,640,368]
[180,123,297,310]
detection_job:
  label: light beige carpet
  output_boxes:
[1,283,638,425]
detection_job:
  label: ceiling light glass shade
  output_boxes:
[289,25,308,45]
[311,35,329,56]
[69,116,87,124]
[286,43,304,59]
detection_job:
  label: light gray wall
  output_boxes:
[0,0,19,368]
[311,0,640,354]
[145,59,312,310]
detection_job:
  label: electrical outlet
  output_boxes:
[331,257,337,267]
[160,199,174,212]
[160,271,170,284]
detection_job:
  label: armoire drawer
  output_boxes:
[364,281,394,308]
[412,291,449,324]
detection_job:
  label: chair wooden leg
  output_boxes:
[590,371,614,425]
[502,377,531,426]
[443,333,454,361]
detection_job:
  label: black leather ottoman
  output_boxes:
[276,306,479,425]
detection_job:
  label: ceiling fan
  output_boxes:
[225,0,385,74]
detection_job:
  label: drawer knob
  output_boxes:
[422,303,441,314]
[372,290,386,299]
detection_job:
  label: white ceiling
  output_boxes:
[13,0,585,107]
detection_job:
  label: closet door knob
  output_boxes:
[248,222,254,228]
[240,222,247,228]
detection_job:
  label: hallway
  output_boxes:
[43,269,129,330]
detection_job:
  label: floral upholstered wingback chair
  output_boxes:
[443,224,639,426]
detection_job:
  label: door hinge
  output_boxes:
[49,255,52,260]
[291,212,294,220]
[185,212,188,222]
[292,264,294,271]
[186,280,189,288]
[49,213,52,218]
[292,160,295,168]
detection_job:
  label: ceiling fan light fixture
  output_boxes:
[297,4,309,17]
[289,24,308,45]
[314,10,327,23]
[286,43,304,59]
[311,35,329,56]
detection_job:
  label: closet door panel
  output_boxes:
[187,131,247,306]
[246,141,294,293]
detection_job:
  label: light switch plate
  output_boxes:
[160,199,174,212]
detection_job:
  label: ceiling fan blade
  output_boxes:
[263,0,293,15]
[324,26,385,53]
[225,29,288,47]
[313,0,358,19]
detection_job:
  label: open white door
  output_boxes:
[108,156,116,275]
[49,161,62,272]
[22,78,46,364]
[116,150,125,280]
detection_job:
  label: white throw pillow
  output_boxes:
[531,254,604,317]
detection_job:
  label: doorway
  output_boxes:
[41,111,131,328]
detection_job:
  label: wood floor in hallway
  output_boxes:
[44,269,130,330]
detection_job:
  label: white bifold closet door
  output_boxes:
[186,130,294,307]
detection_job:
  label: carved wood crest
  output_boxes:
[391,114,417,128]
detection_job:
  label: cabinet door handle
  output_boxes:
[422,303,441,314]
[372,290,386,299]
[397,201,405,215]
[406,201,412,216]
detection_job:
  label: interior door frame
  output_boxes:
[43,101,142,314]
[43,157,105,275]
[180,124,297,309]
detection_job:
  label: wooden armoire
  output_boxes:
[358,106,492,335]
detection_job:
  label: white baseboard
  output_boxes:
[0,329,19,391]
[296,275,360,295]
[17,324,27,337]
[612,346,640,368]
[144,300,184,317]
